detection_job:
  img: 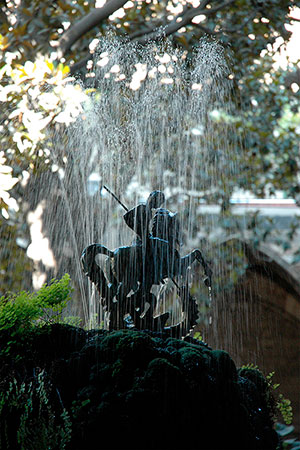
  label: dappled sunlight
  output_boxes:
[27,203,56,271]
[272,7,300,70]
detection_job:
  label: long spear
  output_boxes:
[101,185,129,212]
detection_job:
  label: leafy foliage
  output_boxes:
[0,370,72,450]
[0,0,93,65]
[230,52,300,201]
[0,274,72,355]
[0,54,84,192]
[266,372,294,426]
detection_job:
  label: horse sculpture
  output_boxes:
[81,189,212,337]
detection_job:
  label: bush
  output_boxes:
[0,274,72,356]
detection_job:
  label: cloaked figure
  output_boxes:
[123,190,165,244]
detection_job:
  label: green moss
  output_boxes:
[211,350,238,381]
[145,357,182,380]
[239,367,268,390]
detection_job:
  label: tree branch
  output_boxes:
[135,0,236,44]
[193,23,217,35]
[70,54,92,75]
[57,0,128,58]
[67,0,237,72]
[129,4,189,41]
[193,10,257,37]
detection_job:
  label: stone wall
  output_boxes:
[198,241,300,435]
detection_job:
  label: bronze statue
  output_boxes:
[81,188,212,337]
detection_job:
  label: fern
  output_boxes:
[266,371,293,425]
[241,366,293,426]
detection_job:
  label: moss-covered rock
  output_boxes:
[0,324,279,449]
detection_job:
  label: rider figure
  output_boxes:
[123,190,165,245]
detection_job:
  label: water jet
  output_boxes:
[42,36,236,327]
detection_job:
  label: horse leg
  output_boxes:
[81,244,118,318]
[180,249,212,287]
[193,249,212,287]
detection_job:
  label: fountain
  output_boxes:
[0,36,283,450]
[29,35,237,328]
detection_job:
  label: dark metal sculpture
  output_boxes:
[81,188,212,337]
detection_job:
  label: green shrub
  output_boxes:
[0,274,72,356]
[61,315,83,327]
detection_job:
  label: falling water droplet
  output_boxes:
[208,286,213,324]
